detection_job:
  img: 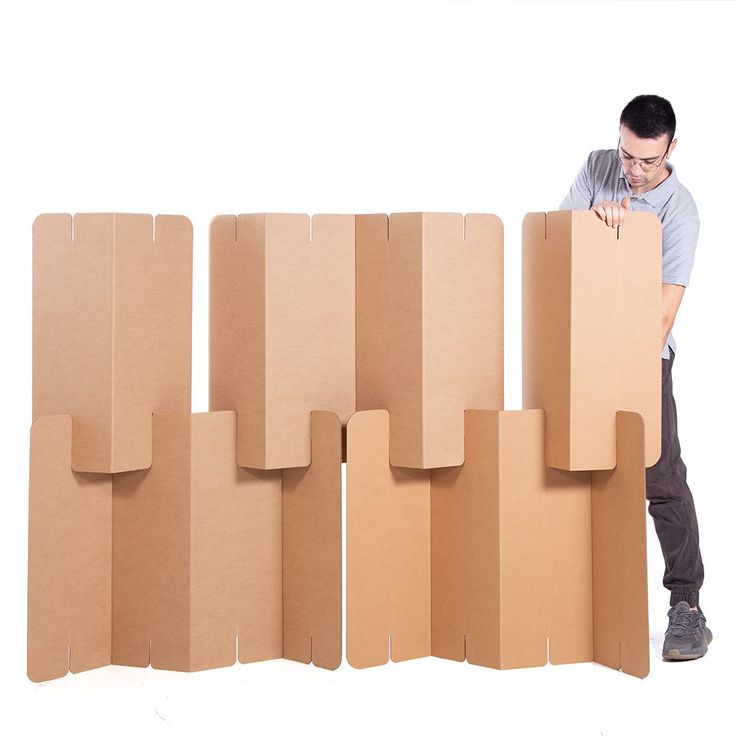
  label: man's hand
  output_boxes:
[591,196,632,228]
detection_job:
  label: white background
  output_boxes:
[1,1,734,734]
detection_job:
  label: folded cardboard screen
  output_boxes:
[355,213,504,469]
[210,212,504,471]
[29,210,660,682]
[209,214,356,470]
[28,410,342,682]
[32,213,193,474]
[346,408,649,678]
[522,210,662,471]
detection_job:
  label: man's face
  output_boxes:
[617,123,676,189]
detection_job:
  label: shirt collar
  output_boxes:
[618,157,679,207]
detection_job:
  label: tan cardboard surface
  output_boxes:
[347,407,649,677]
[210,214,355,469]
[27,415,112,682]
[28,411,342,680]
[432,410,593,669]
[355,213,504,469]
[283,411,343,669]
[591,411,650,678]
[32,213,192,473]
[346,410,431,668]
[112,411,283,671]
[522,210,661,470]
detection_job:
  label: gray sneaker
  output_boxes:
[662,600,713,661]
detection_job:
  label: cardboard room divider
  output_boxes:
[29,208,660,682]
[32,213,193,474]
[28,410,342,682]
[210,214,356,469]
[346,408,649,678]
[522,210,662,471]
[29,213,343,683]
[210,211,504,472]
[355,212,504,469]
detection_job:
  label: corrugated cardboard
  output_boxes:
[209,214,355,469]
[32,213,193,473]
[28,410,342,681]
[591,411,649,678]
[282,411,343,669]
[522,210,661,470]
[355,213,504,469]
[210,212,503,472]
[27,415,112,682]
[346,408,649,678]
[30,208,658,683]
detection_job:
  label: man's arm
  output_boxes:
[661,283,686,352]
[659,201,699,351]
[560,151,631,226]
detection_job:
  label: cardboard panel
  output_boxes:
[283,411,343,670]
[32,213,192,473]
[27,415,112,682]
[30,410,342,681]
[522,210,661,470]
[355,213,503,469]
[431,410,593,670]
[346,410,431,668]
[591,411,650,678]
[112,411,283,672]
[347,408,648,677]
[209,214,355,470]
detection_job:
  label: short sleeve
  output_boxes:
[559,152,594,210]
[661,202,699,287]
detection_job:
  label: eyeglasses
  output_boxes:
[617,136,671,172]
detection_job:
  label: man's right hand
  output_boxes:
[591,196,632,228]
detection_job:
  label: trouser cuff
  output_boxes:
[669,589,700,608]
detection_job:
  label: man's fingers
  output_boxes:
[591,200,627,227]
[611,204,624,227]
[591,204,605,222]
[602,203,614,227]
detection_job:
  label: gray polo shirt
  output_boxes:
[559,148,700,359]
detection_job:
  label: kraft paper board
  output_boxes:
[28,410,342,682]
[32,213,192,474]
[346,408,649,678]
[210,212,504,472]
[522,209,661,471]
[210,214,356,470]
[355,212,504,469]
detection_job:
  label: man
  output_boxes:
[559,94,713,661]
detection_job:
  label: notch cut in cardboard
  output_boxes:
[28,410,342,683]
[210,212,504,472]
[346,408,649,678]
[522,209,661,471]
[32,213,193,474]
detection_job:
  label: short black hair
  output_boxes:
[620,94,676,147]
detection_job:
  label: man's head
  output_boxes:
[618,94,678,190]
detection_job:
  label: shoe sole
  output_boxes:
[662,630,713,661]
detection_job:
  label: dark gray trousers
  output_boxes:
[645,347,705,608]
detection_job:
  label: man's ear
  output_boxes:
[668,137,678,156]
